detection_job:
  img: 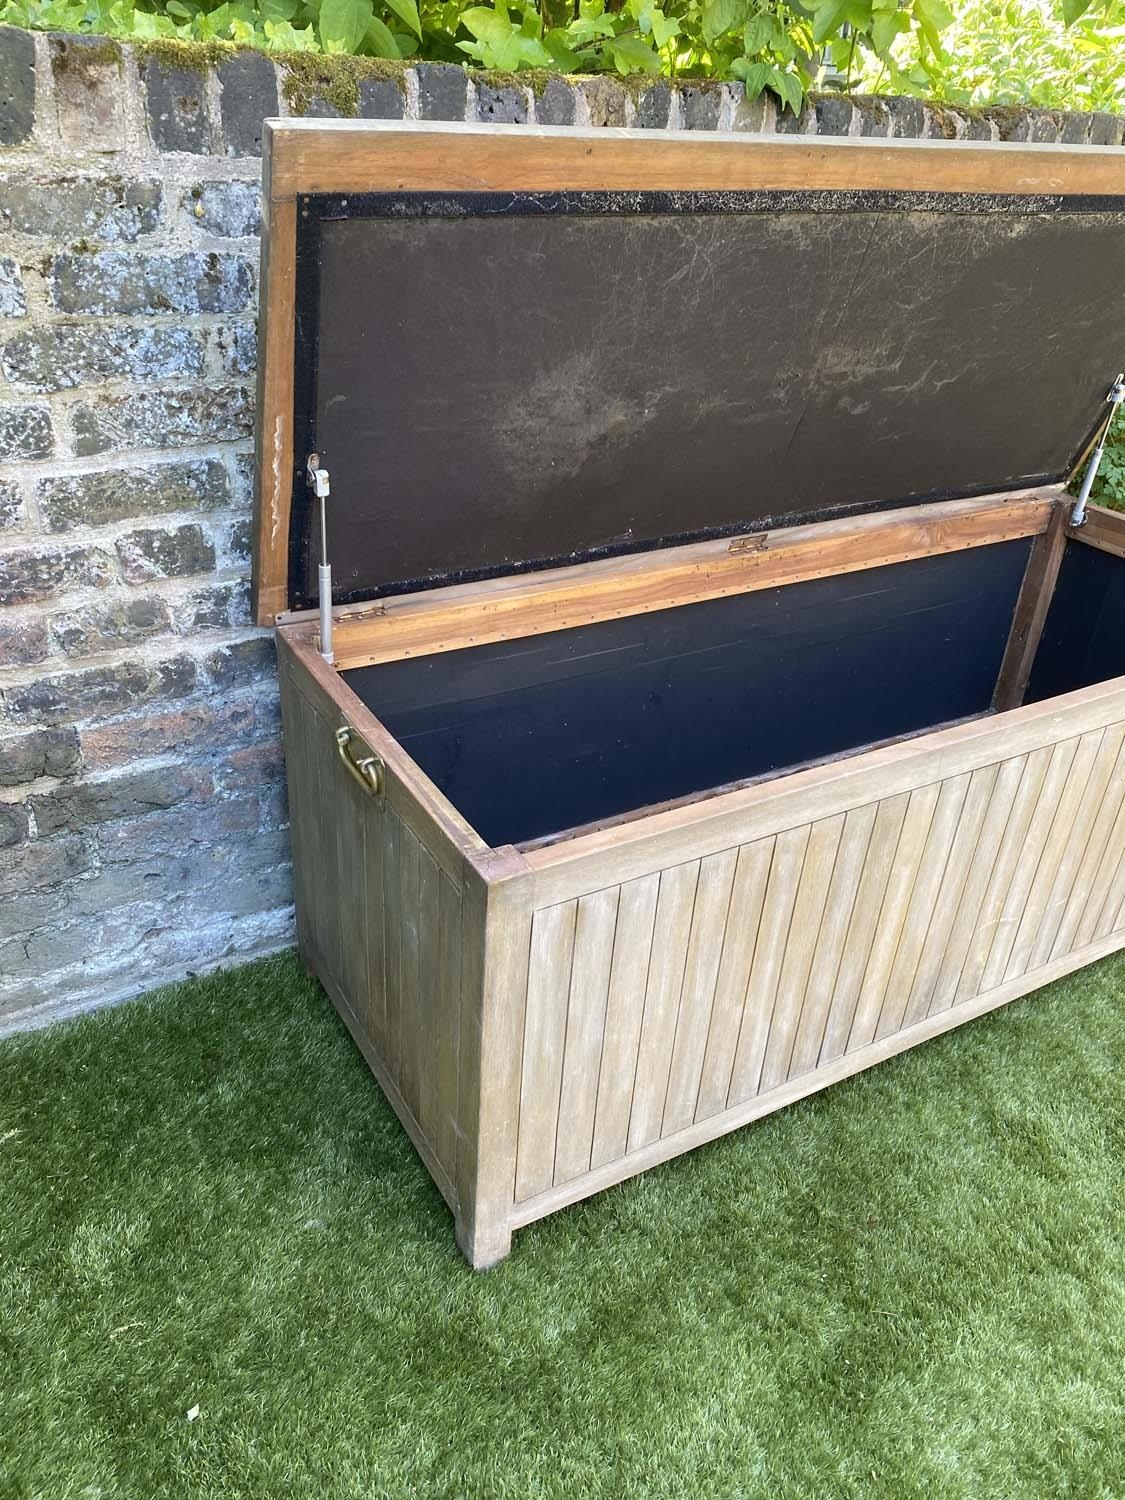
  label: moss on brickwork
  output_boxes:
[51,37,122,71]
[278,52,407,116]
[134,37,237,74]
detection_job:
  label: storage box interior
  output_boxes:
[340,534,1125,849]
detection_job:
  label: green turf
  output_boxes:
[1,951,1123,1500]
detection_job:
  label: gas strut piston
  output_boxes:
[307,452,334,664]
[1071,373,1125,529]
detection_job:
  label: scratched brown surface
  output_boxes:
[297,207,1125,606]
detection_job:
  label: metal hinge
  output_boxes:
[1071,373,1125,529]
[307,453,334,664]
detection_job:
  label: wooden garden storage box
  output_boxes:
[253,120,1125,1267]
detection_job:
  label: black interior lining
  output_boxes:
[346,538,1034,848]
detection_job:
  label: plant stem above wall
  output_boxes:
[0,0,1122,114]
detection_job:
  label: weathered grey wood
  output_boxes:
[590,874,659,1168]
[515,899,577,1202]
[1040,724,1125,965]
[554,887,619,1185]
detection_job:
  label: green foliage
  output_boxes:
[1,0,1123,116]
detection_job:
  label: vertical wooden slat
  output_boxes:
[396,826,422,1120]
[413,847,443,1140]
[955,745,1053,1002]
[928,753,1027,1015]
[554,887,620,1185]
[433,870,462,1179]
[515,900,577,1201]
[788,802,877,1079]
[980,737,1079,991]
[279,667,318,965]
[694,838,774,1122]
[361,799,387,1056]
[900,763,999,1028]
[847,784,940,1053]
[1004,729,1103,981]
[1041,723,1125,964]
[875,772,971,1041]
[1092,815,1125,939]
[758,813,846,1093]
[1071,751,1125,949]
[991,501,1068,712]
[727,824,810,1105]
[817,793,909,1066]
[627,861,701,1153]
[661,847,738,1137]
[333,757,371,1026]
[381,811,403,1085]
[590,874,659,1168]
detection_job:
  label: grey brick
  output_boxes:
[3,324,204,393]
[478,84,527,125]
[30,764,211,837]
[536,76,575,126]
[997,113,1030,142]
[415,64,468,121]
[774,101,811,134]
[0,727,81,786]
[40,458,230,531]
[680,85,721,131]
[144,55,212,153]
[206,636,276,690]
[0,544,114,607]
[962,115,993,141]
[855,100,890,137]
[0,616,47,666]
[359,77,405,120]
[0,176,161,242]
[96,794,258,859]
[225,516,252,563]
[116,524,216,583]
[0,257,25,317]
[1090,113,1124,146]
[815,95,852,135]
[180,578,249,631]
[1060,112,1091,145]
[51,250,253,316]
[0,27,35,147]
[635,82,670,130]
[71,386,253,456]
[886,96,925,138]
[49,35,125,152]
[0,800,28,847]
[186,180,261,239]
[1028,112,1059,143]
[731,89,767,133]
[0,835,90,898]
[51,596,172,656]
[210,323,256,378]
[0,478,20,530]
[2,654,197,725]
[0,404,52,460]
[581,77,627,128]
[218,50,278,157]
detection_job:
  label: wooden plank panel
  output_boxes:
[954,746,1053,1002]
[900,763,999,1028]
[514,900,577,1202]
[1004,729,1103,980]
[816,794,909,1066]
[413,846,443,1142]
[728,824,811,1105]
[980,737,1079,990]
[787,803,876,1079]
[553,887,620,1185]
[590,874,659,1168]
[846,784,940,1053]
[759,814,846,1093]
[333,754,371,1026]
[1069,502,1125,562]
[433,869,462,1178]
[1041,724,1125,963]
[268,120,1125,202]
[332,493,1055,672]
[1071,748,1125,949]
[252,183,296,626]
[661,848,738,1137]
[360,761,387,1055]
[395,823,422,1121]
[927,754,1027,1014]
[627,861,701,1153]
[694,838,774,1122]
[381,810,404,1085]
[1091,807,1125,939]
[875,772,972,1041]
[278,663,319,964]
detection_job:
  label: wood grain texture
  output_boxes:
[328,492,1055,671]
[993,500,1069,711]
[266,120,1125,201]
[252,169,296,626]
[1070,502,1125,562]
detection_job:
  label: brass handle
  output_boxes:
[335,724,384,798]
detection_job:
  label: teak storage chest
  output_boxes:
[254,119,1125,1267]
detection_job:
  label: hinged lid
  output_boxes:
[252,120,1125,625]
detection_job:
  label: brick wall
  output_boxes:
[1,29,1122,1034]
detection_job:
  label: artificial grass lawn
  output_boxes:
[1,952,1123,1500]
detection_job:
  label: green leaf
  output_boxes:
[1062,0,1093,22]
[871,8,907,53]
[364,12,399,52]
[810,0,849,45]
[607,33,661,72]
[650,8,680,46]
[742,12,774,51]
[769,65,803,113]
[913,0,953,30]
[382,0,420,36]
[702,0,747,44]
[731,56,772,95]
[319,0,370,49]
